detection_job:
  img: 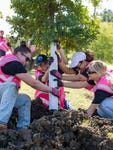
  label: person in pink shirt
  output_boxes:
[60,60,113,118]
[34,54,68,108]
[0,30,12,57]
[34,52,74,110]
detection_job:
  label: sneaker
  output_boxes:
[0,124,7,130]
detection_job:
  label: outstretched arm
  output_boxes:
[62,74,87,81]
[16,73,52,93]
[59,61,75,74]
[64,81,89,89]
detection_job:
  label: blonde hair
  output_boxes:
[89,60,113,90]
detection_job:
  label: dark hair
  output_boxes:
[85,49,94,62]
[0,30,4,33]
[20,41,27,47]
[14,46,31,54]
[36,54,49,65]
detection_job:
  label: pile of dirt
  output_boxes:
[1,100,113,150]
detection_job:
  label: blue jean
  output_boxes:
[0,49,6,56]
[0,82,31,129]
[97,97,113,119]
[64,98,75,110]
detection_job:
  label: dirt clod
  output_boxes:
[0,100,113,150]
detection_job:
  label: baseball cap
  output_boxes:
[36,54,49,66]
[70,52,86,68]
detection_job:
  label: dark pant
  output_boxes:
[0,49,6,56]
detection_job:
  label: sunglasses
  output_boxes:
[72,61,83,71]
[72,66,80,71]
[79,61,83,64]
[22,53,31,62]
[87,70,97,74]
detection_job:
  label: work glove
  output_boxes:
[54,79,64,87]
[50,70,62,80]
[52,87,60,98]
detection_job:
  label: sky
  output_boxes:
[0,0,113,35]
[83,0,113,14]
[0,0,14,35]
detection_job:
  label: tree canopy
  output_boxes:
[7,0,102,51]
[100,9,113,22]
[0,11,2,19]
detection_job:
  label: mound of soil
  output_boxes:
[1,100,113,150]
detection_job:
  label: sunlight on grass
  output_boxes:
[19,81,35,99]
[81,119,91,127]
[19,70,35,99]
[107,132,113,139]
[65,88,93,110]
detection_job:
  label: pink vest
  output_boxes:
[34,68,65,108]
[0,37,9,52]
[0,54,21,87]
[86,85,94,91]
[35,69,49,107]
[93,74,113,94]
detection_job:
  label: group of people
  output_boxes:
[0,32,60,132]
[0,30,13,56]
[58,50,113,119]
[0,30,113,135]
[32,42,113,119]
[34,50,74,110]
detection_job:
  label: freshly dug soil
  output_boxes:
[1,100,113,150]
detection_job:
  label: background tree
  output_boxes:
[0,11,2,18]
[89,22,113,63]
[7,0,101,53]
[89,0,102,15]
[100,9,113,22]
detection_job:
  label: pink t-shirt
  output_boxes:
[0,36,9,52]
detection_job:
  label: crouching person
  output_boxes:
[34,54,74,110]
[63,60,113,118]
[0,46,59,131]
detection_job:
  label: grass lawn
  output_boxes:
[65,87,93,110]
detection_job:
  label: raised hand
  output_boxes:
[50,70,62,80]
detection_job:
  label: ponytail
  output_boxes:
[85,49,95,62]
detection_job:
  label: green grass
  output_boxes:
[65,87,93,110]
[107,132,113,139]
[19,81,35,100]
